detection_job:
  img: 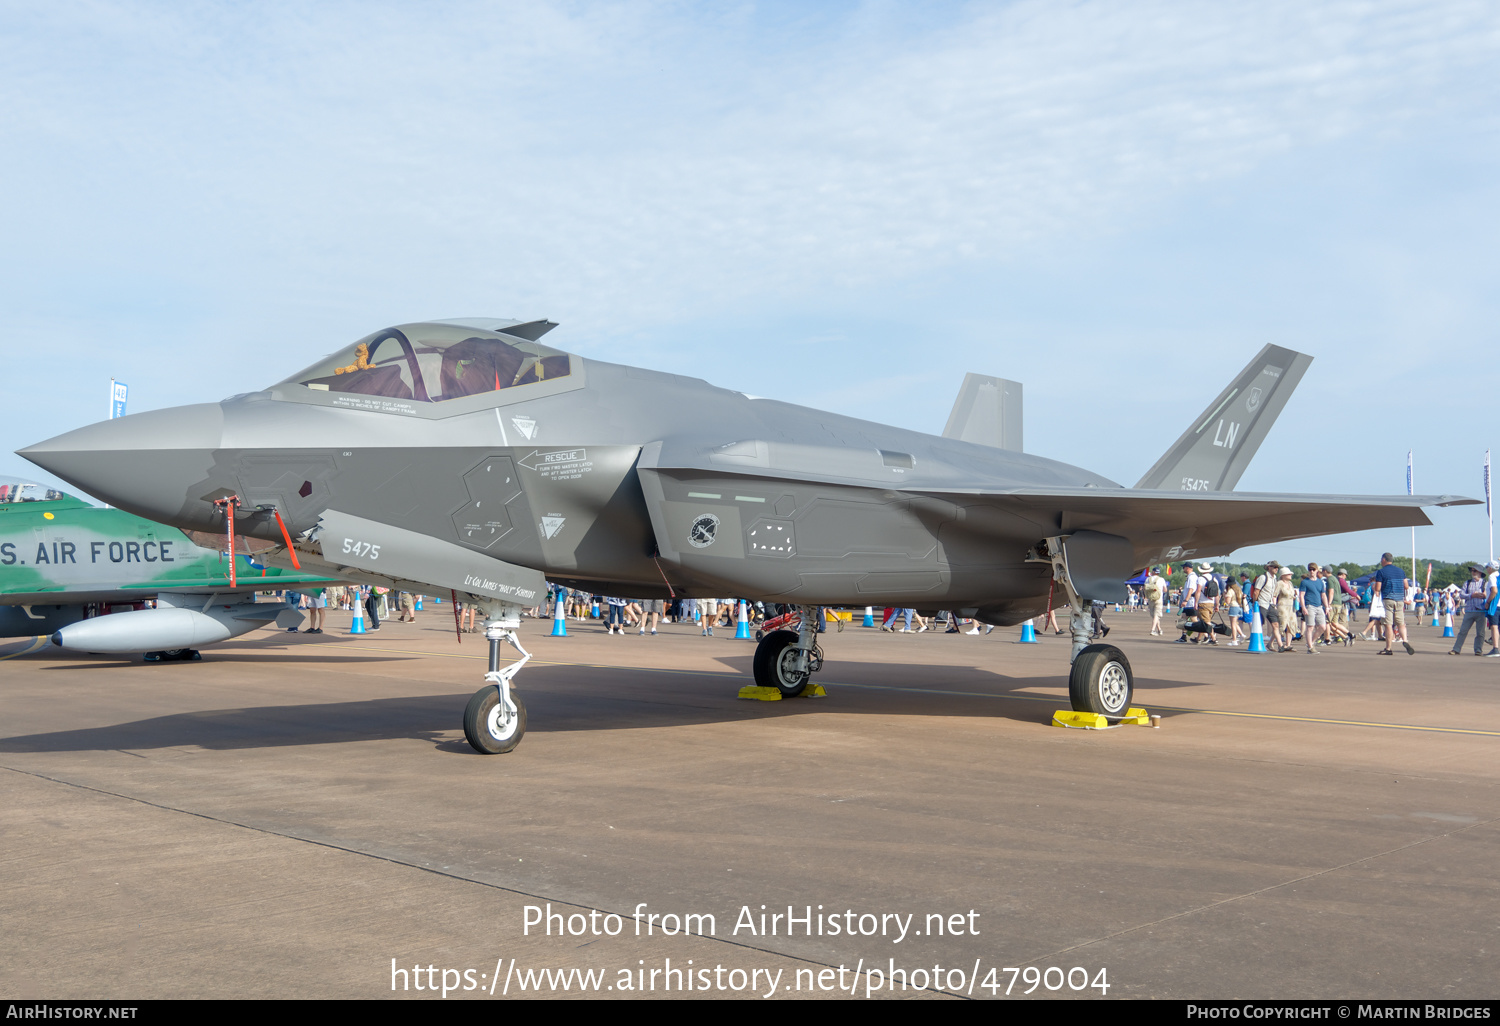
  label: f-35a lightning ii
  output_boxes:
[1,478,337,659]
[19,319,1477,752]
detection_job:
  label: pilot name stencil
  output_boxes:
[463,573,537,601]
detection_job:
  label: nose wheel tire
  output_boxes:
[463,685,527,754]
[753,629,810,698]
[1068,643,1133,718]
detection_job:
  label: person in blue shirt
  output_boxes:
[1371,552,1413,655]
[1297,563,1329,653]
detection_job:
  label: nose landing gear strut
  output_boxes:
[462,603,531,754]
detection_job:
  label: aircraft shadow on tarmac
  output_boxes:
[0,661,1201,756]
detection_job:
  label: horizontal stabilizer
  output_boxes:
[1135,345,1312,491]
[943,374,1022,452]
[920,485,1478,563]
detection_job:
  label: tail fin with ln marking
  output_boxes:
[1134,345,1313,492]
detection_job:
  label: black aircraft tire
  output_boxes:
[1068,644,1133,718]
[753,629,809,697]
[463,685,528,755]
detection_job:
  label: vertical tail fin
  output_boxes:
[943,374,1023,451]
[1135,345,1312,491]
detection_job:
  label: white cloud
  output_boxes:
[5,0,1497,336]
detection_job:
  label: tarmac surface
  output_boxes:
[1,605,1497,1000]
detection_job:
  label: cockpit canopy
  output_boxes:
[280,321,571,403]
[0,480,72,504]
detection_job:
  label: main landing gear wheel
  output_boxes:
[463,685,527,754]
[753,629,811,698]
[144,648,200,663]
[1069,644,1133,718]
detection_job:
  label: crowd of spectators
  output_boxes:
[1128,553,1500,656]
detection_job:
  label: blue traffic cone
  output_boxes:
[1442,610,1454,638]
[591,600,600,619]
[1246,605,1266,653]
[735,600,752,639]
[550,601,569,637]
[414,595,423,611]
[349,603,366,634]
[863,606,875,628]
[1018,618,1038,643]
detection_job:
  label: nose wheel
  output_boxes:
[461,607,531,754]
[464,683,527,754]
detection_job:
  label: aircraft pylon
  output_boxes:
[734,600,751,639]
[1246,605,1266,653]
[1018,618,1038,643]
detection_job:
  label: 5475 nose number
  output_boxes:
[341,538,381,559]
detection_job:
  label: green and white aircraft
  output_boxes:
[0,478,337,659]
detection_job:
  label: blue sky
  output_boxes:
[3,0,1497,564]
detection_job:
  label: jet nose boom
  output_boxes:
[18,403,224,526]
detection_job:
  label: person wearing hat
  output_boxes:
[1143,565,1168,636]
[1449,565,1491,656]
[1251,561,1281,648]
[1272,566,1298,652]
[1327,568,1357,645]
[1195,562,1221,645]
[1176,562,1202,643]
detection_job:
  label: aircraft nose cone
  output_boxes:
[18,404,224,527]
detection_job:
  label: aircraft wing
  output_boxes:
[917,486,1480,564]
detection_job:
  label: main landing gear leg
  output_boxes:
[751,604,824,698]
[1040,537,1134,720]
[462,603,530,754]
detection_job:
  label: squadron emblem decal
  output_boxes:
[1245,386,1263,413]
[688,513,720,548]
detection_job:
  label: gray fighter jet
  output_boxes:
[19,319,1477,753]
